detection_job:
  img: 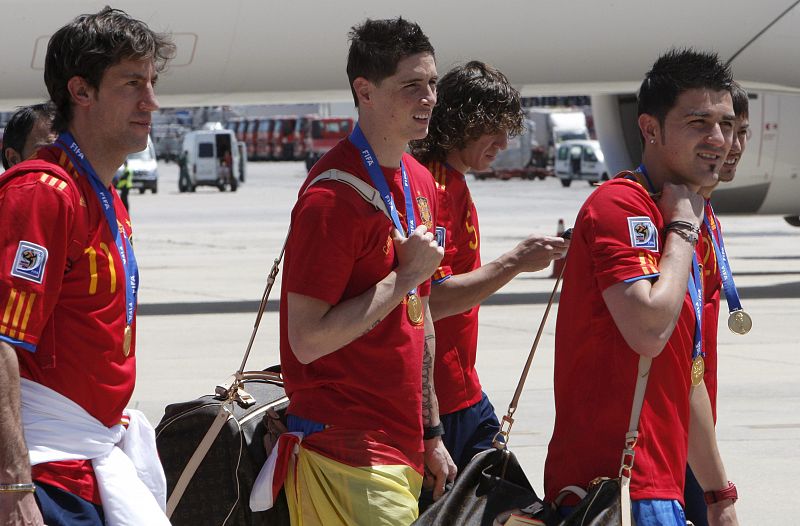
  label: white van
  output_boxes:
[180,129,240,192]
[554,139,609,187]
[116,136,158,193]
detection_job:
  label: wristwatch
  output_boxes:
[703,481,738,505]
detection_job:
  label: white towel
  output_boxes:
[21,378,169,526]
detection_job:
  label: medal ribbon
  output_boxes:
[349,123,418,296]
[687,253,703,360]
[703,201,743,313]
[55,132,139,328]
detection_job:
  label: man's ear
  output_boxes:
[4,147,21,166]
[352,77,373,107]
[66,76,95,108]
[638,113,660,145]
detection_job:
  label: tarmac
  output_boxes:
[129,160,799,524]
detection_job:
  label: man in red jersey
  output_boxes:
[277,18,454,525]
[684,82,750,526]
[0,8,174,526]
[409,61,568,484]
[544,49,740,526]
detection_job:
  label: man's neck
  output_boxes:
[444,151,469,174]
[67,125,125,187]
[640,151,700,193]
[356,114,407,169]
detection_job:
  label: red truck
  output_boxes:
[304,116,354,170]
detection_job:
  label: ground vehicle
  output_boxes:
[118,136,159,194]
[472,120,551,180]
[528,108,590,163]
[180,129,241,192]
[554,139,609,187]
[290,114,316,161]
[254,118,274,160]
[304,116,354,170]
[272,116,298,160]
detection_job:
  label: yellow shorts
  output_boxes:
[286,444,422,526]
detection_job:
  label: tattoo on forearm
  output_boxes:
[421,338,435,425]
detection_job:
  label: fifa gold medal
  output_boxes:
[123,325,132,357]
[406,293,423,325]
[727,310,752,335]
[691,356,705,387]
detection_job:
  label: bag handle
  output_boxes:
[492,229,572,449]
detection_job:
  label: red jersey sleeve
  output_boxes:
[583,181,662,291]
[284,184,360,306]
[432,181,455,283]
[0,174,75,351]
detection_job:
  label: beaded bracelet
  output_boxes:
[0,482,36,493]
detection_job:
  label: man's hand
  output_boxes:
[707,500,739,526]
[422,436,457,501]
[506,234,570,273]
[658,181,705,226]
[0,492,44,526]
[393,226,444,289]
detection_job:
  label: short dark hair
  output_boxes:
[638,48,733,127]
[346,17,434,107]
[44,6,175,131]
[411,61,524,164]
[731,81,749,119]
[2,103,55,170]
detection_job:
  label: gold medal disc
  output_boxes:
[123,325,132,357]
[727,310,752,335]
[406,293,423,325]
[691,356,705,387]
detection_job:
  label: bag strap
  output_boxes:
[492,250,568,449]
[166,169,390,516]
[619,354,652,526]
[229,168,389,379]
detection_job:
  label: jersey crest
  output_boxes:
[627,216,658,251]
[416,196,433,230]
[11,241,48,284]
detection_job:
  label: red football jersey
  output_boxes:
[544,177,695,504]
[699,201,722,421]
[0,145,137,503]
[279,138,437,473]
[428,161,483,415]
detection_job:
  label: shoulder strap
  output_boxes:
[306,169,390,220]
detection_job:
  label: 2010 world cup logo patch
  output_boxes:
[11,241,48,284]
[627,216,658,251]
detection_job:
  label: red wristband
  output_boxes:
[703,481,737,505]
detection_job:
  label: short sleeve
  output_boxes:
[284,185,359,306]
[432,182,454,284]
[584,182,661,291]
[0,175,74,351]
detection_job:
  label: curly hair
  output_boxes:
[44,6,175,131]
[410,61,524,164]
